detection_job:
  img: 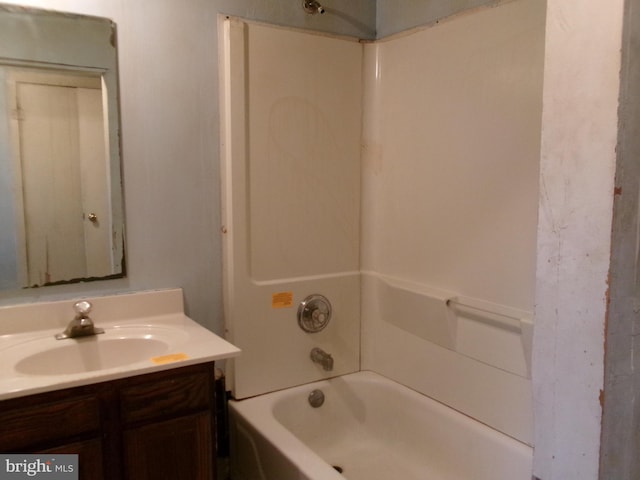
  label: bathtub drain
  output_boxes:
[308,389,325,408]
[333,465,343,474]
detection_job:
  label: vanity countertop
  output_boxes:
[0,288,240,401]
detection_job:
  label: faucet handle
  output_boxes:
[298,294,332,333]
[73,300,92,317]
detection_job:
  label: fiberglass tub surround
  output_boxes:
[221,0,543,478]
[230,372,533,480]
[0,288,240,400]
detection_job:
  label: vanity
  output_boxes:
[0,5,242,477]
[0,289,241,480]
[1,363,218,479]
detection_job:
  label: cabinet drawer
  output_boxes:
[120,371,211,424]
[0,395,101,451]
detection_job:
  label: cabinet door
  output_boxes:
[40,438,104,480]
[123,412,214,480]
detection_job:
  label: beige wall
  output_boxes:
[533,1,624,479]
[221,19,362,398]
[361,0,544,446]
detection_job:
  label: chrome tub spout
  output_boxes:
[310,347,333,371]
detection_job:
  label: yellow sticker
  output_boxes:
[272,291,294,309]
[151,353,190,365]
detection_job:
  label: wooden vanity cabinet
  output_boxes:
[0,362,218,480]
[119,363,216,479]
[0,389,106,479]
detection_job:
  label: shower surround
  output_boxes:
[220,0,544,457]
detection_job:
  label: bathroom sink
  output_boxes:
[0,289,241,401]
[0,325,189,376]
[16,337,169,375]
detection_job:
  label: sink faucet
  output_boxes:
[310,347,333,371]
[55,301,105,340]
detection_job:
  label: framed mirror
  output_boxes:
[0,4,125,290]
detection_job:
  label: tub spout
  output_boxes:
[310,347,333,371]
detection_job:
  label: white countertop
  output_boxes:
[0,289,240,400]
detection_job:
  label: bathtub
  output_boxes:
[229,371,533,480]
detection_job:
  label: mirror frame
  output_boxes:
[0,4,125,289]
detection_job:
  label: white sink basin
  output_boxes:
[1,326,189,376]
[0,289,241,401]
[16,338,168,375]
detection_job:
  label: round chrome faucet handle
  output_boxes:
[73,300,92,316]
[298,294,332,333]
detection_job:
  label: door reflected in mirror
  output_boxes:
[0,4,125,290]
[7,67,113,286]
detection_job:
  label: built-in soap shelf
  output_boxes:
[372,273,532,378]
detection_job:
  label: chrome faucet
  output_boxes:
[310,347,333,371]
[55,301,105,340]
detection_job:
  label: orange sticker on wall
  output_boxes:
[272,291,294,309]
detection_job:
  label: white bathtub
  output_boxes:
[229,371,532,480]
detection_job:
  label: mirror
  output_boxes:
[0,4,125,290]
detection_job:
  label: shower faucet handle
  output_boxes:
[298,294,332,333]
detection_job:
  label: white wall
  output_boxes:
[221,19,362,398]
[532,1,624,479]
[361,0,544,445]
[363,1,543,311]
